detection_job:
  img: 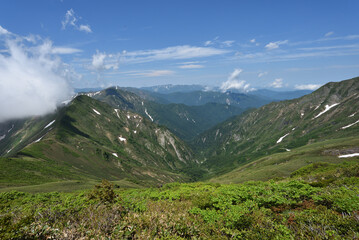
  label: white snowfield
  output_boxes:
[277,133,289,143]
[92,109,101,115]
[314,103,339,118]
[341,120,359,129]
[0,135,5,141]
[145,108,154,122]
[118,136,126,142]
[44,120,56,129]
[114,109,120,118]
[34,136,44,143]
[112,153,118,158]
[338,153,359,158]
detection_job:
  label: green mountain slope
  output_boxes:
[91,87,244,141]
[195,77,359,176]
[0,95,198,188]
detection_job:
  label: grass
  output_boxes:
[210,136,359,184]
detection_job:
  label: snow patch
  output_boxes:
[341,119,359,129]
[34,136,44,143]
[114,109,120,118]
[338,153,359,158]
[0,134,5,141]
[314,103,339,118]
[133,130,137,134]
[349,113,356,117]
[292,128,296,131]
[6,147,14,154]
[8,124,14,133]
[145,108,153,122]
[285,149,291,152]
[92,109,101,115]
[44,120,55,129]
[118,136,126,142]
[277,133,290,143]
[301,112,304,117]
[112,153,118,158]
[127,115,130,119]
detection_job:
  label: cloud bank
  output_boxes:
[0,26,73,123]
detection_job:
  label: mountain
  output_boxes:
[250,89,313,101]
[90,87,244,141]
[0,95,199,188]
[195,77,359,177]
[141,84,205,94]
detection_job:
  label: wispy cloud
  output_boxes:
[204,37,235,48]
[265,40,288,50]
[62,9,92,33]
[222,40,235,47]
[128,70,174,77]
[220,69,253,92]
[121,45,229,63]
[324,31,334,37]
[295,84,321,90]
[178,64,204,69]
[270,78,283,88]
[258,71,268,78]
[51,47,82,54]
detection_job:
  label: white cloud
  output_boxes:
[220,69,253,92]
[91,51,118,71]
[222,40,235,47]
[258,71,268,78]
[250,39,256,43]
[79,24,92,33]
[265,40,288,50]
[324,31,334,37]
[129,70,174,77]
[269,78,283,88]
[178,64,204,69]
[295,84,321,90]
[62,9,92,33]
[0,26,73,122]
[51,47,82,54]
[122,45,229,63]
[0,25,10,35]
[204,40,212,46]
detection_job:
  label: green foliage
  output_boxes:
[88,179,117,203]
[0,172,359,239]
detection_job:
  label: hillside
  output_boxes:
[195,77,359,176]
[0,95,198,188]
[91,87,244,141]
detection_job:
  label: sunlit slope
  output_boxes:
[0,95,198,188]
[210,136,359,183]
[196,77,359,175]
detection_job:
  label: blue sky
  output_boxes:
[1,0,359,91]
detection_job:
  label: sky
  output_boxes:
[1,0,359,94]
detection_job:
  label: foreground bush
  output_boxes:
[0,166,359,239]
